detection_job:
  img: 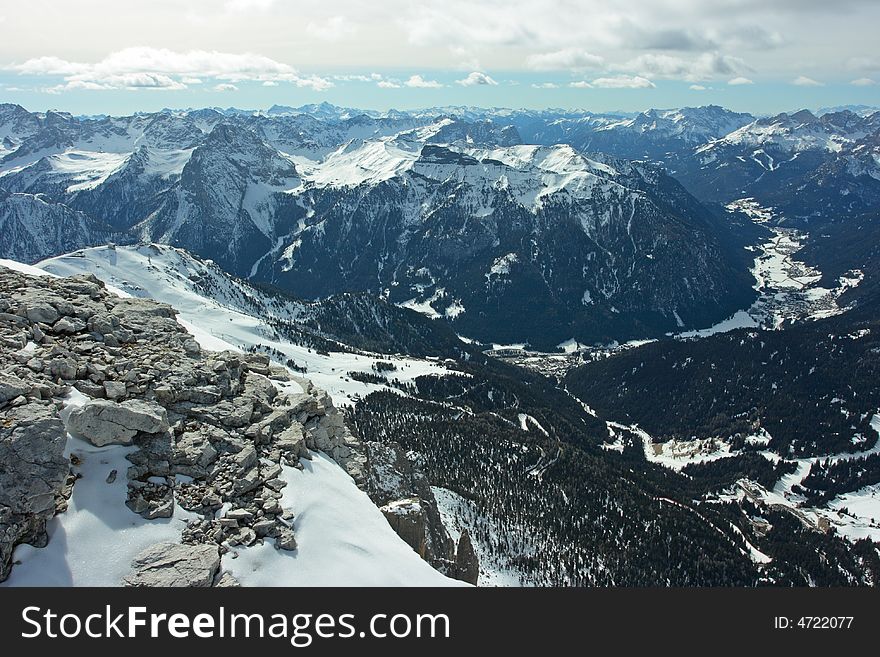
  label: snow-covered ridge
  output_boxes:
[599,105,755,143]
[38,244,454,407]
[699,109,878,155]
[292,136,636,211]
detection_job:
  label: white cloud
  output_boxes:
[531,82,560,89]
[213,83,238,92]
[851,77,877,86]
[591,75,655,89]
[377,80,401,89]
[568,80,593,89]
[224,0,275,13]
[334,73,383,82]
[61,72,188,92]
[8,46,333,92]
[526,48,603,71]
[294,75,334,91]
[405,74,443,88]
[456,71,498,86]
[307,16,356,42]
[728,76,754,85]
[792,75,823,86]
[11,55,86,76]
[689,84,709,90]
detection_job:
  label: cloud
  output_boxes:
[8,47,333,92]
[689,84,709,90]
[568,81,593,89]
[293,75,334,91]
[624,52,750,82]
[11,55,86,76]
[5,1,880,103]
[224,0,275,13]
[405,74,443,88]
[728,76,754,85]
[377,80,401,89]
[306,15,357,42]
[622,23,783,52]
[526,48,604,71]
[262,80,278,86]
[213,83,238,92]
[792,75,823,86]
[60,72,187,92]
[591,75,655,89]
[403,5,540,49]
[625,26,719,52]
[531,82,560,89]
[456,71,498,86]
[334,73,383,82]
[851,77,876,86]
[847,56,880,71]
[720,25,786,50]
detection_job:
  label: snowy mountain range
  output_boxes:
[1,101,878,347]
[0,102,777,348]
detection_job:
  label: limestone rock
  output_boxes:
[213,571,241,587]
[123,543,220,587]
[452,530,480,585]
[274,526,297,551]
[0,402,70,581]
[67,399,170,446]
[381,498,428,558]
[19,300,59,325]
[103,380,127,400]
[0,372,30,406]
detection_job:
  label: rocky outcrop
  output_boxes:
[0,265,371,584]
[366,440,478,583]
[122,542,220,587]
[0,403,70,582]
[452,530,480,585]
[380,498,429,558]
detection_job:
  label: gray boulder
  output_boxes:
[122,542,220,587]
[0,403,69,581]
[0,372,30,405]
[103,381,127,401]
[19,300,59,325]
[67,399,170,446]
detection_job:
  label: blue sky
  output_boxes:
[1,1,878,116]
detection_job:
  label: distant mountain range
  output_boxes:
[1,101,878,347]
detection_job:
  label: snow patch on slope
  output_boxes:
[227,453,463,586]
